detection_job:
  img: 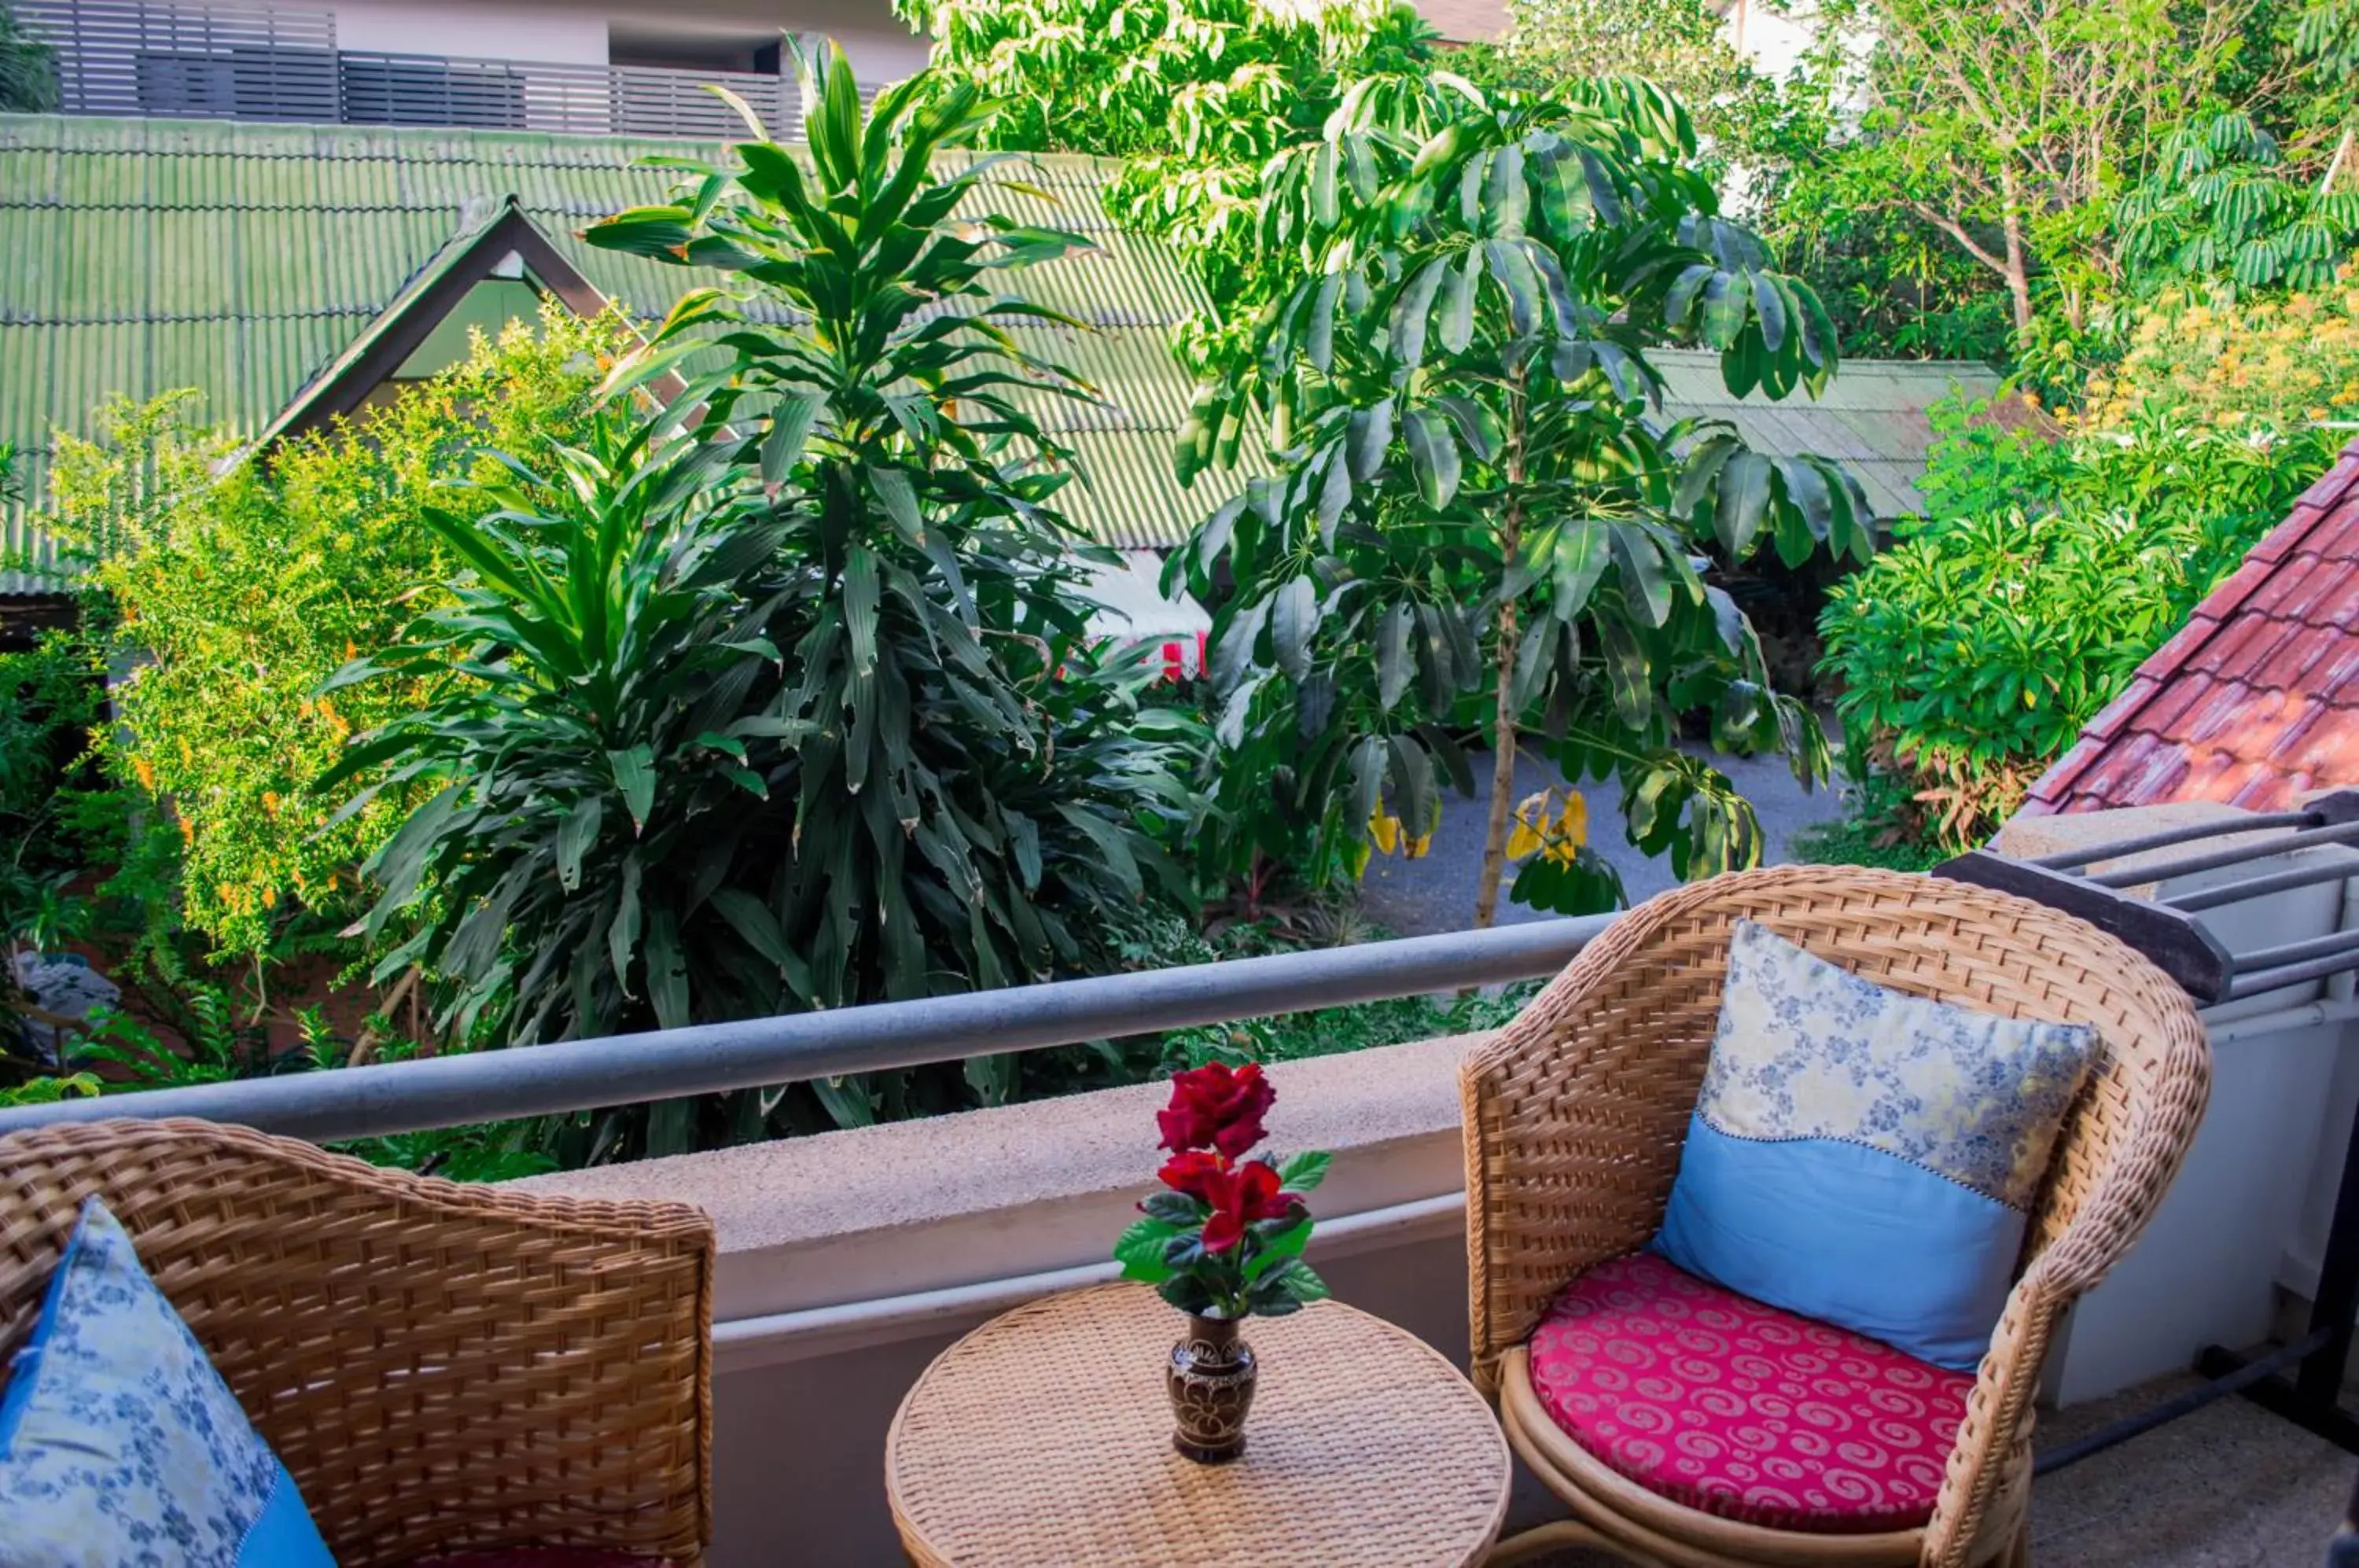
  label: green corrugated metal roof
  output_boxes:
[1649,349,2001,520]
[0,112,1238,589]
[0,112,1996,593]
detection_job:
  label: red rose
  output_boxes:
[1157,1062,1277,1158]
[1156,1150,1229,1205]
[1199,1159,1299,1254]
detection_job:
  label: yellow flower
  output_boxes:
[1555,793,1589,850]
[1505,790,1550,860]
[1404,833,1432,859]
[133,757,156,791]
[1368,810,1400,856]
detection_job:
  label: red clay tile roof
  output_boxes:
[2023,437,2359,816]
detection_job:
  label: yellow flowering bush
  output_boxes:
[49,304,638,955]
[2086,276,2359,433]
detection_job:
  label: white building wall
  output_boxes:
[332,2,614,63]
[324,0,928,81]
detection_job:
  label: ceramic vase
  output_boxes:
[1167,1312,1257,1463]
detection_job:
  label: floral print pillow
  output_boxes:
[1701,919,2098,1209]
[1652,920,2101,1369]
[0,1198,337,1566]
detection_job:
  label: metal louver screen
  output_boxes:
[18,1,811,139]
[339,55,530,131]
[19,0,338,120]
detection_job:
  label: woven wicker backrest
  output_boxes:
[0,1118,715,1568]
[1461,864,2213,1385]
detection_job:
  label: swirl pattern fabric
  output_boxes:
[1528,1253,1972,1535]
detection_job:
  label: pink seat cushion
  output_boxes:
[1528,1253,1975,1534]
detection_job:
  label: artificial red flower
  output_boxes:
[1156,1150,1230,1205]
[1157,1062,1277,1158]
[1199,1159,1299,1254]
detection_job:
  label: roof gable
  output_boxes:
[0,112,1225,587]
[2023,438,2359,816]
[0,109,2004,596]
[252,194,629,450]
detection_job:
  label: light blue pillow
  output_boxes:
[1656,919,2097,1371]
[0,1197,337,1566]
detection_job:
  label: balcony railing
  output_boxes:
[0,913,1618,1141]
[16,0,830,141]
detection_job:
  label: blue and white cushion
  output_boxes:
[1655,919,2098,1370]
[0,1197,337,1566]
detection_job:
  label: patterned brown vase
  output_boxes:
[1168,1313,1257,1463]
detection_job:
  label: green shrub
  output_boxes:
[1822,505,2206,847]
[336,52,1196,1159]
[1821,350,2350,852]
[50,307,635,956]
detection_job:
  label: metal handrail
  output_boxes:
[2029,810,2321,870]
[0,913,1616,1143]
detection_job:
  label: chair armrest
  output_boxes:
[1459,900,1732,1389]
[0,1118,715,1568]
[1921,959,2210,1567]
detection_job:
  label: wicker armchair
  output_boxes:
[1463,865,2211,1568]
[0,1118,714,1568]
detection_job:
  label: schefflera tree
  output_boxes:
[1168,77,1870,922]
[336,48,1191,1156]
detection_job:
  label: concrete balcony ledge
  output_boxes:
[511,1029,1489,1368]
[511,1031,1494,1561]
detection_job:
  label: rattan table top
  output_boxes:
[883,1281,1511,1567]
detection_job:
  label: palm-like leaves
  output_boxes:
[334,47,1192,1154]
[326,418,792,1052]
[1171,79,1853,919]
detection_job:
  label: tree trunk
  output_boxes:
[1472,377,1529,931]
[1471,597,1521,930]
[2000,171,2034,340]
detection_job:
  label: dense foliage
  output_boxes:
[1823,504,2208,845]
[1172,78,1854,923]
[55,311,630,956]
[1742,0,2358,368]
[335,50,1193,1154]
[0,626,107,973]
[1456,0,1757,150]
[1821,381,2346,847]
[898,0,1449,377]
[0,2,56,114]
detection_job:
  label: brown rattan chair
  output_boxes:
[1464,865,2212,1568]
[0,1117,714,1568]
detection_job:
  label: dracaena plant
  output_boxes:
[1117,1062,1332,1320]
[331,49,1193,1158]
[323,415,804,1143]
[1167,77,1860,924]
[584,46,1193,1051]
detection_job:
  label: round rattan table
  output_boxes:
[883,1281,1511,1567]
